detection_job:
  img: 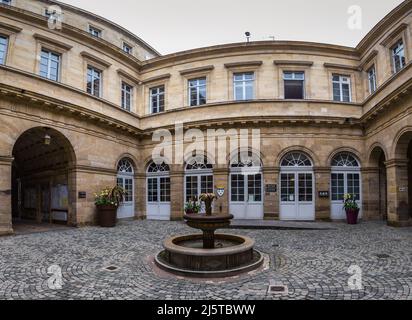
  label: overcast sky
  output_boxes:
[58,0,404,55]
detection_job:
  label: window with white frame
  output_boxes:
[0,35,8,65]
[332,74,351,102]
[121,82,133,111]
[188,78,206,106]
[0,0,11,5]
[147,162,171,203]
[39,49,61,81]
[123,42,132,54]
[234,72,254,101]
[283,71,305,99]
[87,66,102,97]
[89,26,102,38]
[367,66,377,94]
[150,86,165,114]
[392,40,406,73]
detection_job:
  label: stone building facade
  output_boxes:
[1,0,412,235]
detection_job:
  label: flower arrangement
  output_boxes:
[184,199,201,214]
[94,186,126,207]
[343,193,359,211]
[199,193,216,216]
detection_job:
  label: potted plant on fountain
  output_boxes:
[94,186,126,227]
[199,193,216,216]
[343,193,360,225]
[184,199,201,214]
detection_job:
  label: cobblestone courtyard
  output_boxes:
[0,221,411,300]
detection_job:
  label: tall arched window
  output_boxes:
[229,151,263,219]
[185,155,213,204]
[280,152,315,221]
[147,161,171,220]
[117,158,135,219]
[330,152,362,220]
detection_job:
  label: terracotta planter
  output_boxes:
[346,208,360,225]
[97,205,118,227]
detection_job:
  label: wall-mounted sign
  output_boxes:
[399,187,408,192]
[266,184,277,193]
[318,191,330,198]
[78,191,87,199]
[216,185,225,197]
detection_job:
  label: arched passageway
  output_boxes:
[11,127,76,227]
[369,147,387,220]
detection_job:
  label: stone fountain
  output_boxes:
[155,195,263,278]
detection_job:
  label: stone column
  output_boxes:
[135,173,146,220]
[314,167,331,221]
[0,156,13,235]
[213,167,229,215]
[170,164,184,221]
[263,167,279,220]
[386,159,410,227]
[361,167,380,220]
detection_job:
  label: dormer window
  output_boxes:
[392,40,406,73]
[89,26,102,38]
[123,43,132,54]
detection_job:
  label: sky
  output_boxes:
[58,0,404,55]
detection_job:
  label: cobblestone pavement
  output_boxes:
[0,220,411,300]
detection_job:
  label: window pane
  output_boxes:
[284,80,304,99]
[281,174,295,202]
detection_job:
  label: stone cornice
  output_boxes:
[224,61,263,69]
[385,159,409,168]
[80,51,112,69]
[179,65,215,76]
[141,73,171,85]
[323,63,360,71]
[33,33,73,51]
[274,60,314,67]
[0,156,14,165]
[380,22,409,47]
[359,50,378,70]
[0,20,22,35]
[117,69,141,85]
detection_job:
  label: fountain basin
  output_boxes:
[155,234,263,278]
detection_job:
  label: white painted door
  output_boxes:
[230,173,264,219]
[331,172,362,220]
[280,172,315,221]
[147,176,171,220]
[185,174,214,213]
[117,176,134,219]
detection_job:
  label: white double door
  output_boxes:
[331,171,362,220]
[117,175,134,219]
[147,176,171,220]
[185,174,214,213]
[280,171,315,221]
[230,172,264,220]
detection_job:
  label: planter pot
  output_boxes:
[185,209,194,215]
[97,205,118,227]
[345,208,360,225]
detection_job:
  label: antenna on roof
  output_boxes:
[245,32,251,43]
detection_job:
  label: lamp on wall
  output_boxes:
[44,134,51,145]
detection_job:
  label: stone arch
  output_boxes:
[227,147,264,167]
[327,147,362,167]
[115,153,138,173]
[393,127,412,159]
[276,146,319,167]
[368,142,389,167]
[11,126,77,227]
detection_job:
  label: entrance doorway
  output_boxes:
[146,161,171,220]
[116,158,135,219]
[280,152,315,221]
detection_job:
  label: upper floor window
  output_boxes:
[234,72,254,101]
[188,78,207,106]
[0,35,8,65]
[89,26,102,38]
[87,66,102,97]
[392,40,406,73]
[40,49,61,81]
[0,0,11,5]
[150,86,165,114]
[332,75,351,102]
[284,71,305,99]
[121,82,133,111]
[123,43,132,54]
[367,66,377,94]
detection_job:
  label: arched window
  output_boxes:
[281,152,312,167]
[185,156,213,171]
[147,162,170,173]
[331,152,359,167]
[117,158,134,174]
[230,151,262,168]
